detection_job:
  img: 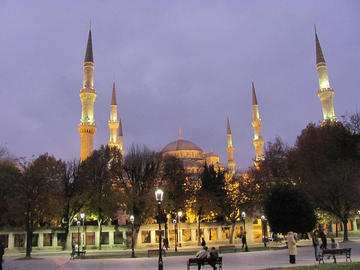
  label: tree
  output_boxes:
[220,173,260,243]
[53,160,89,250]
[0,160,21,227]
[264,183,316,234]
[160,155,187,216]
[292,122,360,241]
[121,144,161,229]
[10,154,64,257]
[191,164,225,245]
[80,146,122,249]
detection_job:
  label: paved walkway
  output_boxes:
[3,240,360,270]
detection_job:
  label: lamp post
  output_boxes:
[130,215,135,258]
[80,213,85,248]
[173,219,177,252]
[261,215,267,247]
[178,211,182,247]
[76,220,81,256]
[155,189,164,270]
[241,211,248,252]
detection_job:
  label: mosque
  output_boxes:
[78,25,336,173]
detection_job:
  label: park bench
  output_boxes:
[219,245,236,253]
[70,247,86,259]
[319,248,351,264]
[147,249,166,257]
[187,257,222,270]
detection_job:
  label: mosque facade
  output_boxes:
[78,25,336,171]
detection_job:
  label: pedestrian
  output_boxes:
[241,232,247,249]
[163,238,169,250]
[287,232,297,264]
[0,242,5,270]
[201,237,206,247]
[319,229,327,250]
[195,246,209,270]
[208,247,219,270]
[311,231,320,261]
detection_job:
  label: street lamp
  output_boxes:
[76,220,81,256]
[261,215,267,247]
[155,188,164,270]
[173,219,177,252]
[130,215,135,258]
[178,211,182,247]
[80,213,85,248]
[241,211,248,252]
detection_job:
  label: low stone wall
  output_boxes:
[0,220,256,251]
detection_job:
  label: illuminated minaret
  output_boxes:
[108,80,120,149]
[78,24,97,161]
[118,118,124,156]
[251,81,264,167]
[315,26,336,123]
[226,116,236,173]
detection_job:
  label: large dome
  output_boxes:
[162,138,203,153]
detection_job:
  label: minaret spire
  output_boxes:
[84,24,94,62]
[314,27,336,123]
[78,26,97,161]
[226,116,236,173]
[118,118,124,156]
[108,80,120,149]
[251,81,264,168]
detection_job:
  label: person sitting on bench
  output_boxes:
[195,246,209,270]
[208,247,219,270]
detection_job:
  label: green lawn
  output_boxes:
[264,262,360,270]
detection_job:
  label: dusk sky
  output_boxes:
[1,1,359,170]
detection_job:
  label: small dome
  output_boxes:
[162,138,203,153]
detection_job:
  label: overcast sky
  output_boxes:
[1,0,359,170]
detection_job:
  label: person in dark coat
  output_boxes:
[241,232,247,249]
[201,237,206,247]
[208,247,219,270]
[0,242,5,270]
[319,229,327,250]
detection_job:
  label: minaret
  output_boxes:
[78,24,97,161]
[315,26,336,123]
[226,116,236,173]
[118,118,124,156]
[108,80,120,149]
[251,81,264,167]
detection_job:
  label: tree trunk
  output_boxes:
[197,215,201,246]
[229,223,235,244]
[98,221,102,250]
[25,214,32,258]
[343,219,348,241]
[63,222,70,251]
[335,223,338,237]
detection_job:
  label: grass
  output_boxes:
[264,262,360,270]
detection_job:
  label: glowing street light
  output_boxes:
[178,211,182,247]
[155,189,164,270]
[130,215,135,258]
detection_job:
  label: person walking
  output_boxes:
[311,231,320,261]
[0,242,5,270]
[201,237,206,247]
[241,232,247,249]
[287,232,297,264]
